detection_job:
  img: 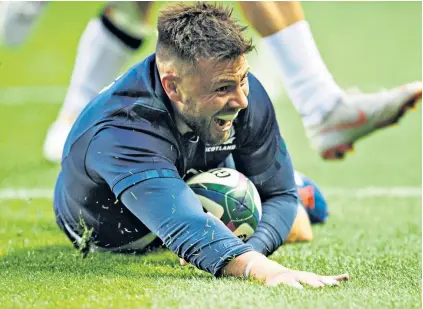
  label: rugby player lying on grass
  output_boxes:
[53,2,348,289]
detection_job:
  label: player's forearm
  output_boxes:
[245,136,299,255]
[221,251,289,280]
[121,178,254,275]
[247,192,298,255]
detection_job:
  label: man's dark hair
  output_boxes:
[156,2,254,63]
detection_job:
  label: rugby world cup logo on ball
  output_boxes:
[186,168,262,241]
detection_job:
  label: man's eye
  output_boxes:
[215,86,230,93]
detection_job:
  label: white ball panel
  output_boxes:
[186,168,241,188]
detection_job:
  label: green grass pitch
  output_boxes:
[0,2,421,308]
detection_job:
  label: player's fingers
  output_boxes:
[298,277,324,288]
[287,280,304,290]
[319,278,340,286]
[180,258,188,266]
[330,273,349,281]
[319,273,349,285]
[265,276,303,289]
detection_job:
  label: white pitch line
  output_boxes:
[0,188,53,200]
[324,187,421,198]
[0,187,420,201]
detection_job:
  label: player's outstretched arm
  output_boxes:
[222,251,349,289]
[120,177,254,276]
[119,177,348,288]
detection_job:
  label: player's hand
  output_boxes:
[265,270,349,289]
[180,258,188,266]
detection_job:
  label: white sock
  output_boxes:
[247,40,284,100]
[58,18,133,121]
[263,20,343,126]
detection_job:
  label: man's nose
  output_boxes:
[228,85,249,110]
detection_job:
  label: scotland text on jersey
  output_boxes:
[205,130,236,152]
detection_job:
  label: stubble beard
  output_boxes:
[180,99,227,146]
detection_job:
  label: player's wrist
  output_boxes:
[249,258,290,281]
[221,251,265,278]
[222,251,289,282]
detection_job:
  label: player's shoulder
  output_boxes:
[232,73,278,147]
[247,72,273,107]
[243,72,275,120]
[67,54,175,145]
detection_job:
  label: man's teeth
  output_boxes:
[216,112,238,121]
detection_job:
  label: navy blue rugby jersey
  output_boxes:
[54,54,298,275]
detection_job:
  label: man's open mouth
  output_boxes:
[213,112,239,132]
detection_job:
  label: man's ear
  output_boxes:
[161,73,182,104]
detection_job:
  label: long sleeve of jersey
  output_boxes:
[86,126,253,276]
[244,140,298,256]
[120,178,253,275]
[234,73,299,256]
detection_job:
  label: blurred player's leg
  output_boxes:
[286,169,329,243]
[294,170,328,224]
[43,2,154,163]
[307,83,422,159]
[0,1,47,47]
[245,38,282,100]
[240,2,342,125]
[240,1,422,160]
[285,204,313,243]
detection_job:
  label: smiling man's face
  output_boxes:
[174,55,250,145]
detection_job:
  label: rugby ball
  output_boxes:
[186,168,262,241]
